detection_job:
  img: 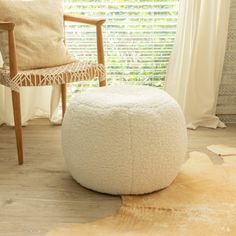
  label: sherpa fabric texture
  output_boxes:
[0,0,75,70]
[62,85,187,195]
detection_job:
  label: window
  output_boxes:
[64,0,179,88]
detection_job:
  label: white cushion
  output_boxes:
[62,85,187,195]
[0,0,75,70]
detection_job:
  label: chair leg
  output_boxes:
[99,79,106,87]
[61,84,67,119]
[11,91,24,165]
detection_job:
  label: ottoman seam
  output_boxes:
[70,100,175,111]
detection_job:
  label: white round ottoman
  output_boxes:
[62,85,187,195]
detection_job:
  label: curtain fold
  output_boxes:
[0,54,61,126]
[165,0,231,129]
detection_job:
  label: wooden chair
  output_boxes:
[0,14,106,165]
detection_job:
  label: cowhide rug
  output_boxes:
[46,152,236,236]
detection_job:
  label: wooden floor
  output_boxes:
[0,120,235,236]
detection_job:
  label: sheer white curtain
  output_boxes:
[0,54,61,126]
[165,0,231,129]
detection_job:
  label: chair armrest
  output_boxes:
[64,14,106,86]
[0,22,15,31]
[64,14,105,26]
